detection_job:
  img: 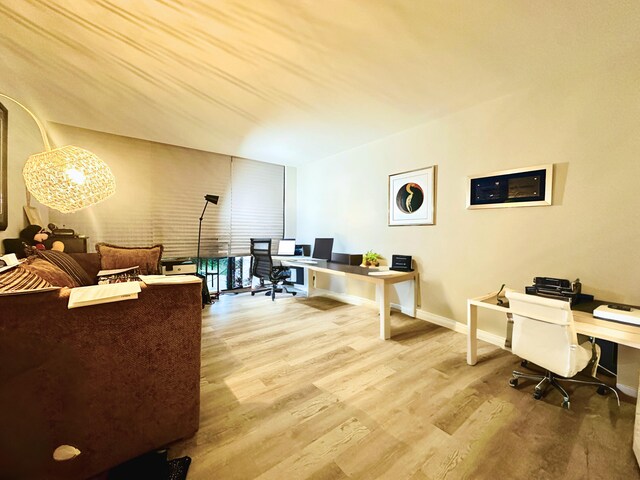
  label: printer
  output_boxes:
[525,277,582,305]
[161,258,197,276]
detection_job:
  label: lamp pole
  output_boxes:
[196,194,219,273]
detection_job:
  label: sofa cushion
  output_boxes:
[0,265,53,292]
[96,243,163,275]
[23,257,78,288]
[35,250,94,286]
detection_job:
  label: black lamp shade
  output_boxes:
[204,194,219,204]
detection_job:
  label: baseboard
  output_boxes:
[313,289,505,349]
[313,289,377,308]
[413,308,505,348]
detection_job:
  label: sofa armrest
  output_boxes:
[0,281,202,480]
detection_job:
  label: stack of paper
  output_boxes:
[97,266,140,276]
[139,275,201,285]
[68,282,141,309]
[0,253,21,274]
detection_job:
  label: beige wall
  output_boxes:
[296,59,640,339]
[0,100,48,245]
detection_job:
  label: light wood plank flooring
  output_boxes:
[171,293,639,479]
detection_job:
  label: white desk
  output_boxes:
[281,259,419,340]
[467,291,640,365]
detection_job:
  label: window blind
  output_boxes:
[50,136,232,258]
[229,157,284,255]
[48,129,284,259]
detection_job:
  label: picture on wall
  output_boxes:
[388,166,436,226]
[466,164,553,209]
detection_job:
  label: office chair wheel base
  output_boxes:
[561,400,570,409]
[251,292,256,296]
[509,378,518,388]
[597,385,608,396]
[520,360,529,368]
[533,391,543,400]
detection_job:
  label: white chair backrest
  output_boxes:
[506,291,579,377]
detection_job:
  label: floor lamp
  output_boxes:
[196,195,219,307]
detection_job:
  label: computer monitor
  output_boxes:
[277,239,296,256]
[312,238,334,261]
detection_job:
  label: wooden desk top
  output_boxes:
[307,262,417,285]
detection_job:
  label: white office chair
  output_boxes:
[506,291,619,409]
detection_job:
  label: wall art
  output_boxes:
[467,164,553,209]
[388,166,436,226]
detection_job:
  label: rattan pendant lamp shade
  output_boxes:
[0,93,116,213]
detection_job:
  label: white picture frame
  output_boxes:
[388,166,436,226]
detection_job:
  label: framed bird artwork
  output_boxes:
[388,166,436,226]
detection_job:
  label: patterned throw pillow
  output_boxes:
[23,257,78,288]
[95,243,163,275]
[35,250,94,286]
[0,265,53,292]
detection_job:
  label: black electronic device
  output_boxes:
[48,223,76,237]
[295,244,311,256]
[390,254,413,272]
[525,276,582,305]
[312,238,334,261]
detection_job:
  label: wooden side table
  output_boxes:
[49,236,88,253]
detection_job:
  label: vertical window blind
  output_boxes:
[49,133,284,258]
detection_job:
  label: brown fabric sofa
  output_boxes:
[0,253,202,480]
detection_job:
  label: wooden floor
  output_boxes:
[171,293,639,480]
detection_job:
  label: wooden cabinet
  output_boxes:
[49,236,88,253]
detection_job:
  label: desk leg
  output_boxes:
[307,270,315,298]
[467,302,478,365]
[409,273,418,317]
[377,282,391,340]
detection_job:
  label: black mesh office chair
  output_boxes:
[250,238,297,301]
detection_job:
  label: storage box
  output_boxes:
[331,253,363,266]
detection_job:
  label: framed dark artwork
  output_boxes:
[466,164,553,209]
[388,166,436,226]
[0,101,7,230]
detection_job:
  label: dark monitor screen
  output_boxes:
[313,238,334,261]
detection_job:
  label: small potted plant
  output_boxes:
[361,250,381,267]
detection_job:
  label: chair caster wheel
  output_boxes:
[509,378,518,388]
[597,386,608,396]
[292,292,297,296]
[520,360,528,368]
[533,391,542,400]
[251,292,255,296]
[561,400,570,409]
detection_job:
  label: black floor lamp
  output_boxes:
[196,194,219,306]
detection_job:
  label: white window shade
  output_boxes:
[49,138,231,258]
[230,157,284,255]
[151,150,231,258]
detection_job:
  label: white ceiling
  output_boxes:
[1,0,638,166]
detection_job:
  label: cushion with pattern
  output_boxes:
[0,265,53,292]
[23,257,78,288]
[35,250,93,286]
